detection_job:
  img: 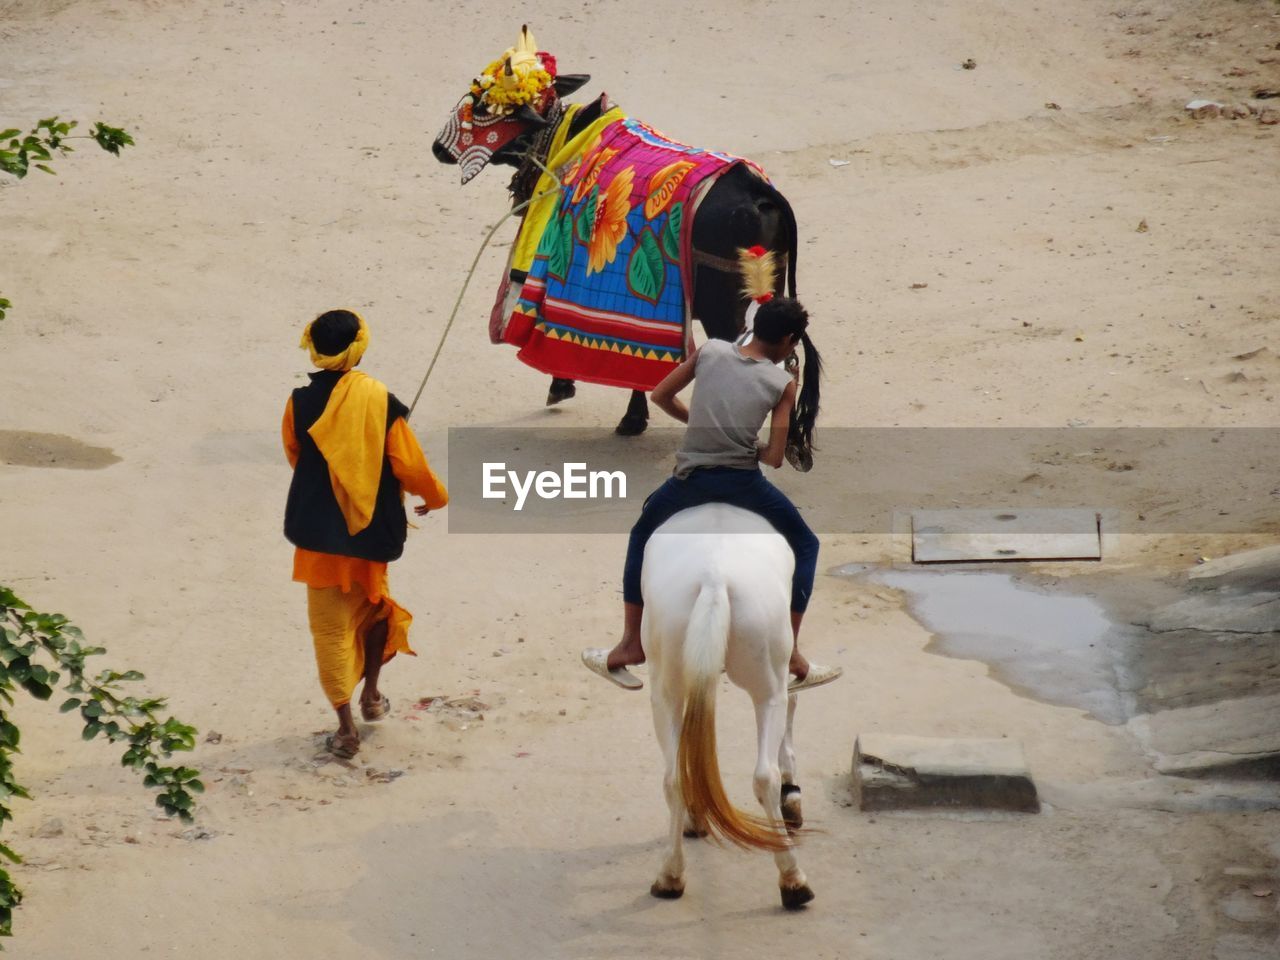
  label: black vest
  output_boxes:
[284,371,410,562]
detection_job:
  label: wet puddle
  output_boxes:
[841,566,1126,724]
[0,430,120,469]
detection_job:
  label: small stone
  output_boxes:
[34,818,64,839]
[1258,108,1279,125]
[204,731,223,744]
[961,58,977,70]
[178,827,215,841]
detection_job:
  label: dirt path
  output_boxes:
[2,1,1278,957]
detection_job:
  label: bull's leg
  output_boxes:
[779,692,803,832]
[650,680,686,900]
[753,692,812,910]
[615,390,649,436]
[546,377,576,406]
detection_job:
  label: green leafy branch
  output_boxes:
[0,587,199,943]
[0,117,134,322]
[0,117,133,179]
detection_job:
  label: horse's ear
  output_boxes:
[516,104,551,127]
[553,74,591,98]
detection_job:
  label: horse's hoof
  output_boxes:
[546,380,576,406]
[614,415,648,436]
[780,883,815,910]
[650,880,685,900]
[781,786,803,833]
[682,827,710,839]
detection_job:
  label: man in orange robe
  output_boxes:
[283,309,448,758]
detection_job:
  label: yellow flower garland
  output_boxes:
[470,57,552,113]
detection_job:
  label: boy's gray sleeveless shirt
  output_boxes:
[673,339,792,479]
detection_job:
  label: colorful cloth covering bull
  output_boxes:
[501,116,758,392]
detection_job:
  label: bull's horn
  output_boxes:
[519,24,537,54]
[516,104,550,127]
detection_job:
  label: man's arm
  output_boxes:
[386,418,449,514]
[281,397,300,468]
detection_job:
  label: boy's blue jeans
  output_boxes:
[622,466,819,613]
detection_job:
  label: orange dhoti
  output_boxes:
[299,552,415,709]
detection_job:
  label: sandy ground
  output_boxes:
[2,0,1279,957]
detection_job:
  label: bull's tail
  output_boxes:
[678,583,791,852]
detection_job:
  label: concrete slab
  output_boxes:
[1188,545,1280,589]
[1127,692,1280,776]
[853,733,1040,812]
[1147,592,1280,635]
[911,508,1101,563]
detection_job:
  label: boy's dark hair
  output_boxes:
[310,309,361,355]
[753,298,809,344]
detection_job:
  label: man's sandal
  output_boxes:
[788,663,843,694]
[360,695,391,723]
[581,648,643,691]
[324,732,359,759]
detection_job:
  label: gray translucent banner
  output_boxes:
[444,427,1280,535]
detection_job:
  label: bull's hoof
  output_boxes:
[780,883,815,910]
[614,414,648,436]
[650,880,685,900]
[546,379,576,406]
[781,785,803,833]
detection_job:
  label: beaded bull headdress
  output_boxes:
[434,26,590,185]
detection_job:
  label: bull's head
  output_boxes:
[432,25,589,184]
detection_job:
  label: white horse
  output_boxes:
[641,503,813,909]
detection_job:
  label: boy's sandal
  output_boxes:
[788,663,843,694]
[581,648,644,691]
[361,695,391,723]
[324,732,359,759]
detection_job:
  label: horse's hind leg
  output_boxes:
[615,390,649,436]
[779,692,803,832]
[754,693,813,910]
[650,681,686,899]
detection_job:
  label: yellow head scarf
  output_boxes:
[300,310,370,371]
[299,310,389,535]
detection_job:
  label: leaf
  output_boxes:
[92,122,135,156]
[626,228,666,304]
[575,186,598,244]
[661,201,683,263]
[20,678,52,701]
[0,130,19,141]
[0,843,21,866]
[546,210,573,282]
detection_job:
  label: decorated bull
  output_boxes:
[433,27,818,466]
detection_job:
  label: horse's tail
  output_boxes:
[678,583,791,852]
